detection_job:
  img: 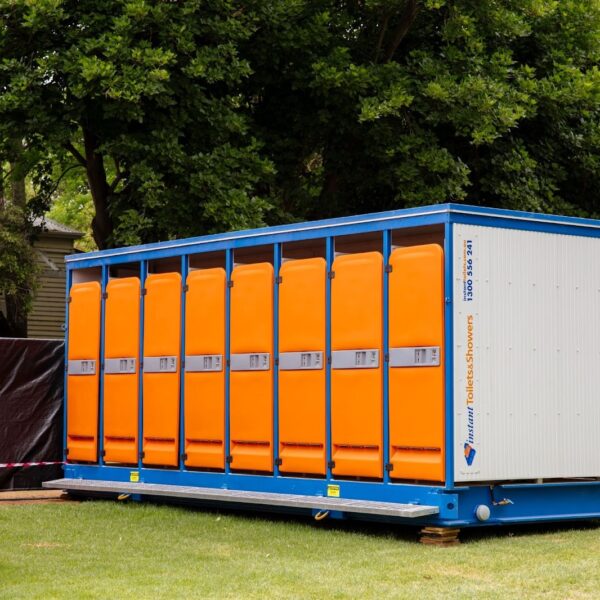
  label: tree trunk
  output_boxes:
[83,127,113,249]
[384,0,420,62]
[4,295,27,337]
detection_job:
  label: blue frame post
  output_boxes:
[97,264,109,466]
[137,260,148,471]
[382,231,392,483]
[179,255,189,470]
[325,237,334,480]
[443,218,455,488]
[224,249,233,474]
[62,268,73,463]
[273,243,281,477]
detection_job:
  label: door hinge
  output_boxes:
[141,288,147,296]
[227,280,234,288]
[275,276,282,284]
[385,463,394,473]
[226,455,233,464]
[182,284,189,293]
[327,460,336,469]
[102,292,109,300]
[275,458,282,467]
[181,453,188,462]
[385,264,393,274]
[139,452,145,460]
[328,271,335,280]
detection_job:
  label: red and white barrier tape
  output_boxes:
[0,461,64,469]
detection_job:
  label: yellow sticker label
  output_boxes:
[130,471,140,483]
[327,484,340,498]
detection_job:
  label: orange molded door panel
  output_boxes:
[278,258,326,475]
[389,244,445,482]
[103,277,140,464]
[67,281,101,463]
[331,252,383,478]
[230,262,273,472]
[184,268,226,469]
[142,272,181,467]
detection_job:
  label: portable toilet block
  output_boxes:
[47,204,600,532]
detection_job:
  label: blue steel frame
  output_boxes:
[178,256,189,469]
[97,265,109,466]
[63,204,600,527]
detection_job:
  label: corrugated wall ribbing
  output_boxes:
[454,225,600,482]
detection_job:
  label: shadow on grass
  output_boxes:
[75,493,600,546]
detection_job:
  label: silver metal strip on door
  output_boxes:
[389,346,440,367]
[105,358,137,374]
[331,349,379,369]
[279,351,324,371]
[143,356,178,373]
[68,359,97,375]
[185,354,223,372]
[230,353,270,371]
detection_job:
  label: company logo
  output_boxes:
[464,443,476,466]
[464,314,476,466]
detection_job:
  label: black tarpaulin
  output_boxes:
[0,338,64,489]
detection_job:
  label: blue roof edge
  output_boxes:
[66,203,600,265]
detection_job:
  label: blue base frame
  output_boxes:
[63,463,600,527]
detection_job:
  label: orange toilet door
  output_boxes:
[389,244,445,482]
[66,281,101,463]
[103,277,140,464]
[278,258,326,475]
[184,268,226,469]
[142,272,181,467]
[229,262,273,472]
[331,252,383,479]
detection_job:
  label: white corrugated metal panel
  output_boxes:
[454,224,600,482]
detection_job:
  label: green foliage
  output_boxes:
[0,0,274,247]
[47,167,96,251]
[1,0,600,248]
[0,202,38,313]
[243,0,600,219]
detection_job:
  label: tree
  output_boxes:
[1,1,599,252]
[244,0,600,220]
[0,151,38,337]
[0,0,273,249]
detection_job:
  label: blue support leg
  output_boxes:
[325,237,334,481]
[273,243,281,477]
[62,269,72,466]
[98,264,109,466]
[444,219,455,489]
[179,255,189,470]
[224,249,233,475]
[137,261,148,473]
[382,230,391,483]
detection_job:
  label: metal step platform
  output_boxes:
[43,478,439,519]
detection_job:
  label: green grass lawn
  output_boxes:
[1,499,599,599]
